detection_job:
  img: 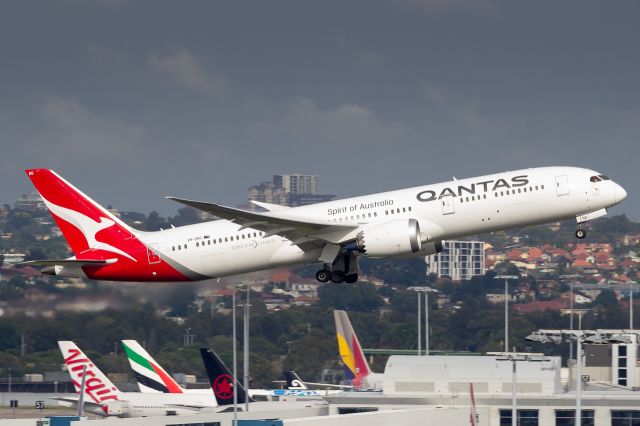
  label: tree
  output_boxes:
[318,283,382,312]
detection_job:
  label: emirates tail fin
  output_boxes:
[121,340,184,394]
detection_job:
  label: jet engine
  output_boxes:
[348,219,425,257]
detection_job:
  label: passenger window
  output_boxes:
[524,187,527,192]
[374,212,378,217]
[385,210,388,215]
[184,244,187,249]
[397,208,400,213]
[518,188,521,193]
[172,246,175,251]
[500,191,504,196]
[535,186,539,190]
[196,242,199,247]
[460,198,464,203]
[541,185,545,190]
[402,207,406,212]
[408,206,411,211]
[483,194,486,199]
[225,237,228,242]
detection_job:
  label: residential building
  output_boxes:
[14,191,46,212]
[273,174,318,195]
[247,174,335,210]
[425,240,485,281]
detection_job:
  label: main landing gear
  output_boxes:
[315,252,360,284]
[315,267,358,284]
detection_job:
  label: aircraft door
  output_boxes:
[555,175,569,196]
[147,243,161,264]
[440,196,455,215]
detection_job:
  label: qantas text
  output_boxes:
[416,175,530,202]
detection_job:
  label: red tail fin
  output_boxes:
[25,169,191,282]
[26,169,135,259]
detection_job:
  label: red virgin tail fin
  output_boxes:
[25,169,135,259]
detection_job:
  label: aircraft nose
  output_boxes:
[614,182,627,204]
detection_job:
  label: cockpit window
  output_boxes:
[598,174,610,181]
[590,176,601,183]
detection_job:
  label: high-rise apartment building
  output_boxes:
[247,174,334,210]
[425,240,485,281]
[273,174,318,195]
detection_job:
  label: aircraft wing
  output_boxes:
[166,197,357,247]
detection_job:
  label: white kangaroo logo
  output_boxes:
[42,196,137,262]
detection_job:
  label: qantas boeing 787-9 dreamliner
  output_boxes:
[23,167,626,283]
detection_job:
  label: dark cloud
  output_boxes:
[0,1,637,218]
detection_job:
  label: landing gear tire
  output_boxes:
[330,270,345,284]
[575,228,587,239]
[316,269,331,283]
[344,273,358,283]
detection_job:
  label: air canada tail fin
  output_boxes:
[121,340,184,394]
[333,310,372,389]
[200,348,253,405]
[284,371,307,390]
[58,341,122,407]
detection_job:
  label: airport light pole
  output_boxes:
[424,288,438,355]
[408,287,422,355]
[242,284,251,412]
[495,275,518,352]
[631,282,635,330]
[232,286,238,426]
[408,287,439,355]
[496,354,550,426]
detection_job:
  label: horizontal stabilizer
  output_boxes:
[21,258,117,267]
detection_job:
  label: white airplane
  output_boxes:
[23,167,626,283]
[55,341,218,417]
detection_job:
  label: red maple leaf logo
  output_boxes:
[213,374,234,399]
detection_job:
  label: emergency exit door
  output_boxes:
[555,175,569,196]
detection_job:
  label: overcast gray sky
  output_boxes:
[1,1,638,218]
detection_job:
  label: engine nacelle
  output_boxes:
[355,219,422,257]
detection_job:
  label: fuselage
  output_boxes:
[132,166,626,280]
[38,166,626,282]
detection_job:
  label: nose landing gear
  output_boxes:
[575,227,586,239]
